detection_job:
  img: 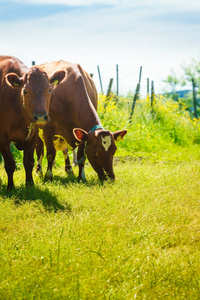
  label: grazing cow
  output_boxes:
[0,56,66,189]
[36,60,127,182]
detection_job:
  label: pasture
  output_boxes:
[0,95,200,299]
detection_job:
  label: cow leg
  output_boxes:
[77,143,86,182]
[73,149,78,166]
[44,135,56,181]
[0,139,15,189]
[35,136,44,177]
[23,140,36,186]
[63,149,73,174]
[45,149,56,181]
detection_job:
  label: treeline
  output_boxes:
[163,57,200,118]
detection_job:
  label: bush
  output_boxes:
[97,94,200,154]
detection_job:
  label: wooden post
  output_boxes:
[129,67,143,123]
[32,61,35,66]
[147,78,150,100]
[116,64,119,99]
[139,66,142,84]
[97,66,104,95]
[104,78,113,111]
[151,81,155,107]
[192,78,198,118]
[129,83,140,123]
[106,78,113,98]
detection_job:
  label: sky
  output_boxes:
[0,0,200,96]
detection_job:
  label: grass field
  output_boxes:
[0,150,200,299]
[1,95,200,299]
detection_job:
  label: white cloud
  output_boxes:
[1,0,200,95]
[0,0,200,10]
[0,0,119,5]
[1,0,200,10]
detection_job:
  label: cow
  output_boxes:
[35,60,127,182]
[0,56,66,189]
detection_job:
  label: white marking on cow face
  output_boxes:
[101,136,111,151]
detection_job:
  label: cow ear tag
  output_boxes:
[116,135,122,141]
[52,79,59,86]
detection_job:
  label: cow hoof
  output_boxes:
[78,176,87,183]
[65,167,74,175]
[44,175,53,181]
[7,185,14,190]
[36,165,43,177]
[45,170,53,181]
[26,180,34,187]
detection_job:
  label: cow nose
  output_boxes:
[33,113,49,124]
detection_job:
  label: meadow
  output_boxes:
[0,95,200,299]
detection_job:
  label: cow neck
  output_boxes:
[76,93,102,133]
[88,124,104,133]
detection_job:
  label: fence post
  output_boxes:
[97,66,104,95]
[104,78,113,111]
[106,78,113,98]
[192,78,198,119]
[129,83,140,123]
[151,80,155,107]
[129,67,142,123]
[116,64,119,100]
[139,66,142,84]
[147,78,150,100]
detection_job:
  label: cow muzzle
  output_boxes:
[32,113,49,125]
[98,168,115,181]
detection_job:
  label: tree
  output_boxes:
[163,69,180,101]
[182,58,200,118]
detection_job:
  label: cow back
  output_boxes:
[39,60,98,109]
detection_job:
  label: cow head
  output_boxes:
[73,128,127,181]
[5,68,66,125]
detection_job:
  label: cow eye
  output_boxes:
[48,87,53,93]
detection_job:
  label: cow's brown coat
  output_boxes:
[36,60,127,181]
[0,56,65,189]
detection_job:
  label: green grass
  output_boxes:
[1,156,200,299]
[1,95,200,299]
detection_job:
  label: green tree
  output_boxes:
[182,58,200,118]
[163,69,180,102]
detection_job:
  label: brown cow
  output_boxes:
[35,60,127,182]
[0,56,66,189]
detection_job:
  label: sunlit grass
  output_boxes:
[1,159,200,299]
[1,94,200,298]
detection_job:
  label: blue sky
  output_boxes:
[1,0,200,95]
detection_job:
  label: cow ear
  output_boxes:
[50,70,66,86]
[73,128,88,142]
[113,130,127,141]
[5,73,23,88]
